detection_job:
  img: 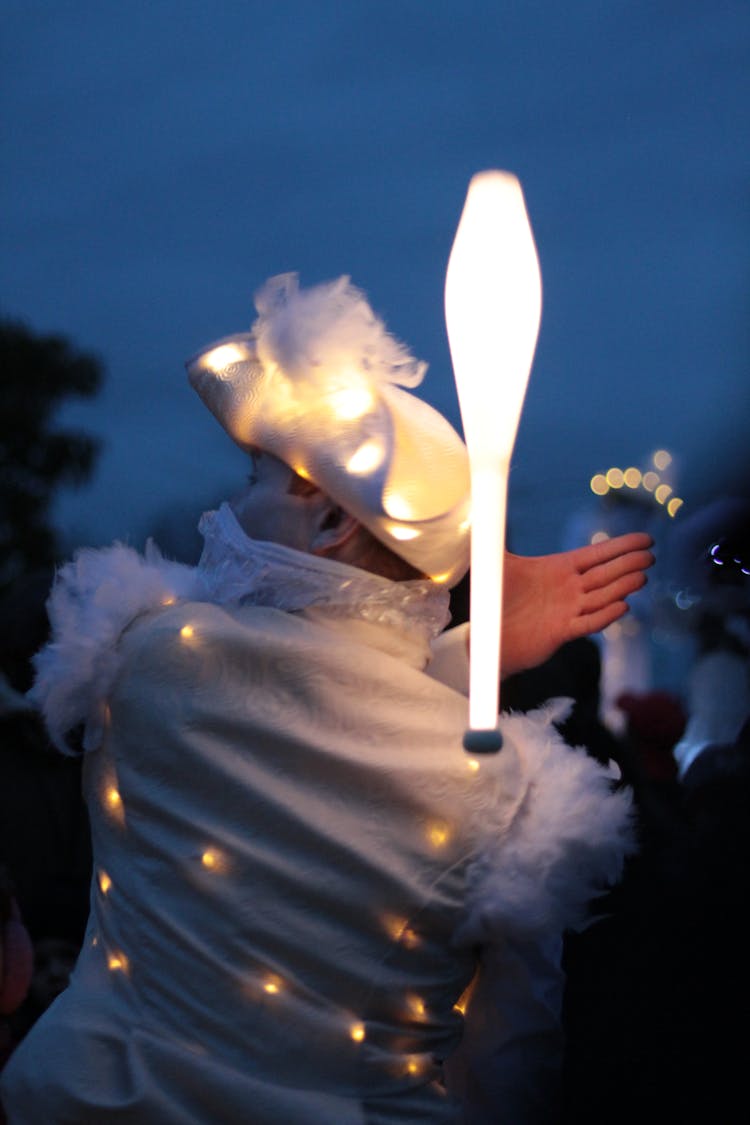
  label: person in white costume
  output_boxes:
[0,275,652,1124]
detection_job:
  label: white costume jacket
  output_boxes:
[1,507,634,1124]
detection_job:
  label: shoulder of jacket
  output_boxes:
[29,542,202,753]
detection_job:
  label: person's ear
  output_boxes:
[310,501,361,558]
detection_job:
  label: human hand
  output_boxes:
[500,532,654,678]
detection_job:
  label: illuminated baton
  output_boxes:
[445,171,542,753]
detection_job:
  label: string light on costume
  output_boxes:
[98,870,112,895]
[104,786,123,822]
[382,915,421,949]
[200,848,228,874]
[453,975,479,1016]
[350,1022,366,1043]
[180,624,196,641]
[107,951,129,974]
[406,993,427,1021]
[426,822,451,849]
[262,975,283,996]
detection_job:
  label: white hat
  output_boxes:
[186,274,471,587]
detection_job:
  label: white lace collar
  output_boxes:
[197,504,451,644]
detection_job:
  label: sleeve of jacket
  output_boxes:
[444,933,564,1124]
[444,703,636,1122]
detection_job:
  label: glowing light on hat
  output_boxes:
[203,342,252,373]
[445,172,541,751]
[346,440,384,474]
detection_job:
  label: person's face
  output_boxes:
[229,450,329,552]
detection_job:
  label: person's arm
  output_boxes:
[429,532,653,691]
[444,935,564,1124]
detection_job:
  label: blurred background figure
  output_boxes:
[0,569,92,1064]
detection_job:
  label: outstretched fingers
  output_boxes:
[580,542,654,593]
[580,567,650,613]
[580,532,654,570]
[572,600,631,638]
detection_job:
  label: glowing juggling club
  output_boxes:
[445,171,542,753]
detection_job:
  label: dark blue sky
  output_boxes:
[2,0,748,559]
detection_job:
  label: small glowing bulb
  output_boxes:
[383,914,406,941]
[263,980,280,995]
[330,386,374,420]
[467,758,480,773]
[200,848,227,874]
[180,625,195,640]
[204,343,248,372]
[162,595,176,606]
[590,531,610,545]
[384,493,416,521]
[427,823,450,848]
[350,1022,366,1043]
[655,484,672,504]
[590,473,609,496]
[389,525,420,542]
[406,1058,423,1076]
[347,440,384,474]
[653,449,672,471]
[430,571,452,585]
[667,497,684,517]
[106,787,122,810]
[406,993,427,1019]
[98,871,112,895]
[623,467,642,489]
[606,468,624,489]
[107,952,129,974]
[642,471,660,492]
[458,516,472,533]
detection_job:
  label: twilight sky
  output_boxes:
[2,0,748,563]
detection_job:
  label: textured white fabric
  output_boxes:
[29,505,450,754]
[5,535,635,1124]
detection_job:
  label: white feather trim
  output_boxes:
[457,699,636,944]
[29,543,201,754]
[253,273,427,389]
